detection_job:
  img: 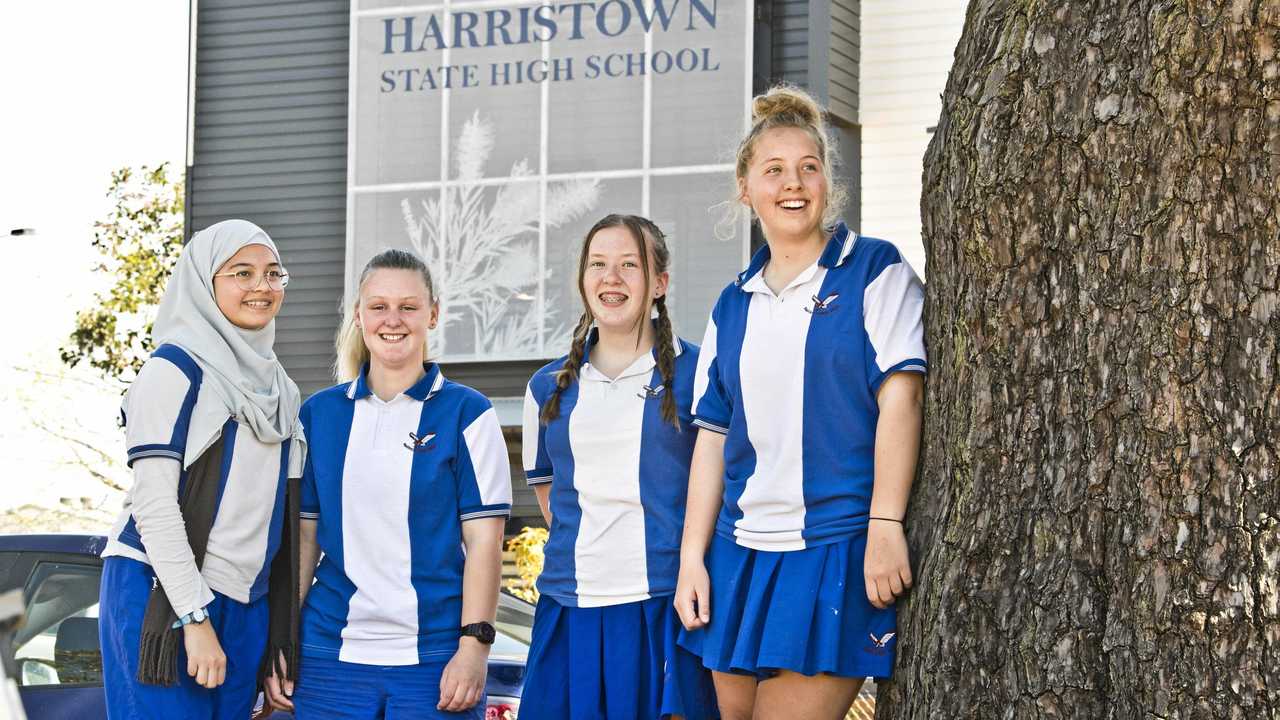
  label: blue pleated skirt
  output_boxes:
[678,532,897,679]
[519,594,718,720]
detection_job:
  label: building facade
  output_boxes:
[185,0,963,527]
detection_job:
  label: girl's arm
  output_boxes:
[438,516,504,712]
[534,483,552,525]
[674,429,726,629]
[864,371,925,609]
[129,458,214,615]
[129,457,226,688]
[265,518,319,710]
[298,519,320,605]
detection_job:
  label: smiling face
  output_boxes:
[212,243,284,330]
[739,126,830,245]
[581,225,669,336]
[355,268,437,371]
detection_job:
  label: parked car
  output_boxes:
[0,534,530,719]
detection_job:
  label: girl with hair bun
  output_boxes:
[520,214,717,719]
[675,85,927,719]
[264,248,512,719]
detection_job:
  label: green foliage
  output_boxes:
[61,164,185,384]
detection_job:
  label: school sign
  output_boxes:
[347,0,752,362]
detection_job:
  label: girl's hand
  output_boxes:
[263,650,293,710]
[437,639,489,711]
[864,519,913,609]
[183,622,227,689]
[674,558,711,630]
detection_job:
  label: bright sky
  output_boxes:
[0,1,188,516]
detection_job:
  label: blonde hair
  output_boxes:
[729,84,847,234]
[334,249,437,382]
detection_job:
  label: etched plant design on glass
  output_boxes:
[401,111,600,359]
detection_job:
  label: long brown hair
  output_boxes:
[541,214,679,428]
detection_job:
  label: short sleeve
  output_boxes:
[863,251,928,394]
[299,406,319,520]
[521,382,553,485]
[456,403,513,521]
[122,352,201,467]
[691,308,731,434]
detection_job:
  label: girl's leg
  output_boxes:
[291,654,385,719]
[711,670,757,720]
[208,593,269,720]
[99,557,210,720]
[383,659,482,720]
[751,671,864,720]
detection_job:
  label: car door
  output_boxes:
[1,547,107,720]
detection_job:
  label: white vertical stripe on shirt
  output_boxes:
[339,397,421,665]
[461,406,514,517]
[521,384,548,480]
[691,311,719,419]
[203,429,280,595]
[567,376,651,607]
[734,270,828,551]
[863,261,928,373]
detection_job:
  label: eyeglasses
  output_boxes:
[212,268,290,291]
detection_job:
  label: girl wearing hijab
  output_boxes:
[98,219,305,720]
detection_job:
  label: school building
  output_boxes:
[183,0,966,527]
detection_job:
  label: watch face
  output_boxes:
[464,622,496,644]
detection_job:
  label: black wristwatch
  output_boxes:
[460,622,496,645]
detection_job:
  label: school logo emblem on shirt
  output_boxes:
[404,431,436,452]
[637,384,665,400]
[805,293,839,314]
[865,631,896,655]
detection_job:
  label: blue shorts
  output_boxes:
[99,556,269,720]
[291,653,482,719]
[520,594,718,720]
[678,532,897,679]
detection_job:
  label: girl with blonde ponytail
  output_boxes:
[520,215,717,719]
[268,248,512,719]
[675,85,928,719]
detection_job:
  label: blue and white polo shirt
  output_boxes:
[693,223,927,552]
[523,333,700,608]
[298,364,512,665]
[102,344,292,606]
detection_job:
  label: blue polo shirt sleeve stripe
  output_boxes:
[123,347,201,467]
[692,309,731,434]
[456,404,513,521]
[862,249,928,394]
[521,381,553,485]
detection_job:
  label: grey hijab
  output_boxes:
[145,219,304,471]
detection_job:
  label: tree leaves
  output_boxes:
[60,163,183,384]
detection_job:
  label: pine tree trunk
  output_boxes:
[878,2,1280,717]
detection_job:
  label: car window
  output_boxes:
[495,593,533,647]
[13,562,102,688]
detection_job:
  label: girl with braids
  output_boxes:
[264,248,512,719]
[520,214,718,720]
[675,85,926,719]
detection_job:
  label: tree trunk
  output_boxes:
[878,2,1280,718]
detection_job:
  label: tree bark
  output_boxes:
[878,1,1280,718]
